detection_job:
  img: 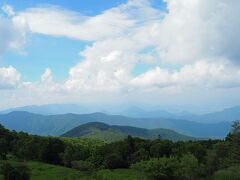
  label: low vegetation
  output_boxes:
[0,120,240,179]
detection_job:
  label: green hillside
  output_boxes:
[0,161,143,180]
[61,122,195,142]
[0,111,230,138]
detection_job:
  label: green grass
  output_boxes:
[28,162,90,180]
[94,169,147,180]
[0,161,146,180]
[0,161,89,180]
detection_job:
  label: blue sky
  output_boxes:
[1,0,165,81]
[0,0,240,112]
[0,0,129,14]
[0,0,129,81]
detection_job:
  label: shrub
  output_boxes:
[103,153,127,169]
[176,154,204,180]
[0,162,30,180]
[212,166,240,180]
[71,160,95,172]
[131,157,179,180]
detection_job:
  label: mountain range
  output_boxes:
[119,106,240,123]
[1,104,240,123]
[0,111,230,138]
[61,122,195,142]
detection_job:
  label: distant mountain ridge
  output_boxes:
[1,104,240,123]
[0,111,230,138]
[120,106,240,123]
[61,122,195,142]
[0,104,90,115]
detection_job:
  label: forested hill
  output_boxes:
[0,111,230,138]
[61,122,195,142]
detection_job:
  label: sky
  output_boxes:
[0,0,240,113]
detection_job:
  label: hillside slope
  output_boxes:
[61,122,195,142]
[0,111,230,138]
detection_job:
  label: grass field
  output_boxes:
[0,161,145,180]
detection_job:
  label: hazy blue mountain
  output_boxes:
[61,122,195,142]
[0,111,230,138]
[1,104,240,123]
[119,106,176,119]
[0,104,90,115]
[120,106,240,123]
[180,106,240,123]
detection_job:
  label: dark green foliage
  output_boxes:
[0,124,16,160]
[39,138,65,164]
[71,160,95,171]
[60,144,90,166]
[132,154,203,180]
[176,154,204,180]
[150,140,173,158]
[131,148,149,163]
[212,166,240,180]
[0,121,240,179]
[0,162,30,180]
[131,157,179,180]
[104,153,127,169]
[231,120,240,134]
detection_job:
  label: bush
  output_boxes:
[176,154,204,180]
[132,154,203,180]
[103,153,127,169]
[0,162,30,180]
[131,157,179,180]
[71,160,95,172]
[212,166,240,180]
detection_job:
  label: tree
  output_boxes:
[150,141,172,158]
[131,148,149,163]
[104,153,127,169]
[0,162,30,180]
[131,157,179,180]
[176,154,203,180]
[61,144,90,167]
[40,138,65,164]
[231,120,240,135]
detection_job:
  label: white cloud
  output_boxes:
[0,5,28,54]
[0,66,21,89]
[2,4,15,16]
[149,0,240,64]
[16,5,132,41]
[15,0,161,41]
[1,0,240,111]
[131,60,240,89]
[41,68,53,83]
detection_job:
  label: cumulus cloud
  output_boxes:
[150,0,240,64]
[18,0,239,64]
[2,0,240,110]
[0,66,21,89]
[131,60,240,89]
[0,5,28,54]
[62,0,240,92]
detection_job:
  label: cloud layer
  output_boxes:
[0,5,27,54]
[0,66,20,89]
[1,0,240,110]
